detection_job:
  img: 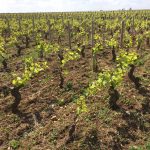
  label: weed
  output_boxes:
[9,139,20,150]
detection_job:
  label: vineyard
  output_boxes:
[0,10,150,150]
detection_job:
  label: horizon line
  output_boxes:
[0,9,150,14]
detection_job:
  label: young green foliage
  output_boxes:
[12,57,48,87]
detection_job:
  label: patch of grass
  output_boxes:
[1,127,11,135]
[84,115,92,122]
[98,107,112,124]
[129,146,143,150]
[49,129,58,145]
[80,127,101,150]
[146,142,150,149]
[71,94,78,103]
[12,114,21,123]
[42,74,52,83]
[121,98,134,106]
[64,80,73,91]
[129,141,150,150]
[57,98,65,106]
[9,139,20,150]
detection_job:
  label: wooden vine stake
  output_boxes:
[68,20,72,50]
[120,20,125,48]
[5,17,11,37]
[18,17,22,31]
[57,25,64,89]
[47,20,51,41]
[132,17,135,34]
[131,17,136,47]
[58,50,64,89]
[7,18,11,35]
[61,16,64,27]
[102,22,105,48]
[32,17,35,31]
[91,17,98,73]
[32,17,36,41]
[146,19,150,47]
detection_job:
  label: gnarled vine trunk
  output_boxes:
[146,37,149,47]
[25,35,30,48]
[16,44,22,56]
[92,54,98,73]
[128,64,141,88]
[58,50,64,89]
[2,59,8,70]
[39,49,44,58]
[108,86,119,110]
[81,45,85,58]
[11,87,21,113]
[112,46,116,62]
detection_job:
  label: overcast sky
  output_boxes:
[0,0,149,13]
